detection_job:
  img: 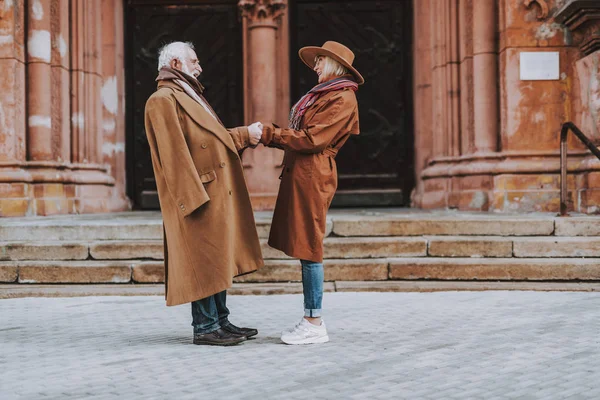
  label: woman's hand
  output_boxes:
[248,122,263,147]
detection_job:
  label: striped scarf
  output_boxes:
[289,76,358,130]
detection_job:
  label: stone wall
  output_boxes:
[0,0,129,216]
[412,0,600,213]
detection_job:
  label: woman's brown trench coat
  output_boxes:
[260,87,360,263]
[145,81,263,306]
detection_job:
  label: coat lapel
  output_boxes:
[158,81,238,155]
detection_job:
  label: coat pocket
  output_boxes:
[199,170,216,183]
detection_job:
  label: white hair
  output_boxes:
[315,55,348,79]
[157,41,195,71]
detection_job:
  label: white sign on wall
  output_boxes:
[519,52,560,81]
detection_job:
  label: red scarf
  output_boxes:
[289,76,358,129]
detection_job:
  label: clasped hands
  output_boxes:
[248,121,264,147]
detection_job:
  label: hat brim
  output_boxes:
[298,46,364,85]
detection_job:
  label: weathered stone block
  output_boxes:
[555,217,600,236]
[0,264,18,282]
[514,237,600,257]
[235,259,388,282]
[234,260,300,282]
[132,262,164,283]
[332,216,554,236]
[261,237,427,259]
[0,183,30,198]
[324,237,426,258]
[0,199,30,217]
[0,222,163,241]
[90,241,163,260]
[324,259,388,281]
[17,261,132,283]
[35,199,71,216]
[389,258,600,280]
[0,242,88,260]
[428,237,513,257]
[500,191,561,213]
[33,184,65,198]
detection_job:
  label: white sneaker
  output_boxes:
[281,318,330,345]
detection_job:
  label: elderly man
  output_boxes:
[144,41,264,346]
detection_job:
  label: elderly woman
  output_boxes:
[259,41,363,345]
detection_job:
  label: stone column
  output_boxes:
[239,0,287,210]
[100,0,130,211]
[26,0,53,161]
[472,0,498,153]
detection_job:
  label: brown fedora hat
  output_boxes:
[299,41,364,85]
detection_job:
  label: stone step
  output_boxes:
[4,258,600,284]
[389,258,600,281]
[3,281,600,299]
[0,237,429,261]
[5,236,600,262]
[9,211,600,241]
[331,215,557,236]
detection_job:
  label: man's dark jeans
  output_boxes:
[191,290,230,334]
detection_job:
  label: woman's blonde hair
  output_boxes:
[315,55,348,79]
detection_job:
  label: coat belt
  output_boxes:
[322,147,338,158]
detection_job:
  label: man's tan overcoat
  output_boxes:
[144,80,263,306]
[260,87,359,263]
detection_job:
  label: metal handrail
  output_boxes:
[560,122,600,216]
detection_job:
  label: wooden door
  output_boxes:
[125,0,243,209]
[290,0,414,206]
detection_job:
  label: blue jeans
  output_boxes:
[191,290,230,334]
[301,259,324,317]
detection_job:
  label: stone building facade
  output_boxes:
[0,0,599,217]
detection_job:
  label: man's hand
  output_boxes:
[248,122,263,147]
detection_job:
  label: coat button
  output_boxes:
[201,143,207,149]
[220,162,226,168]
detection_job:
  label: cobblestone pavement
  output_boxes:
[2,292,600,400]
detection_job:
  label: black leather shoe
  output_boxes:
[193,328,246,346]
[221,322,258,339]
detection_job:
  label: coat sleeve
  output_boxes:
[259,93,356,153]
[145,95,209,217]
[227,126,250,152]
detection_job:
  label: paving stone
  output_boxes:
[90,241,163,260]
[514,237,600,257]
[0,242,89,261]
[1,292,599,399]
[555,217,600,236]
[14,261,132,283]
[388,258,600,280]
[427,236,513,257]
[131,261,164,283]
[332,215,555,236]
